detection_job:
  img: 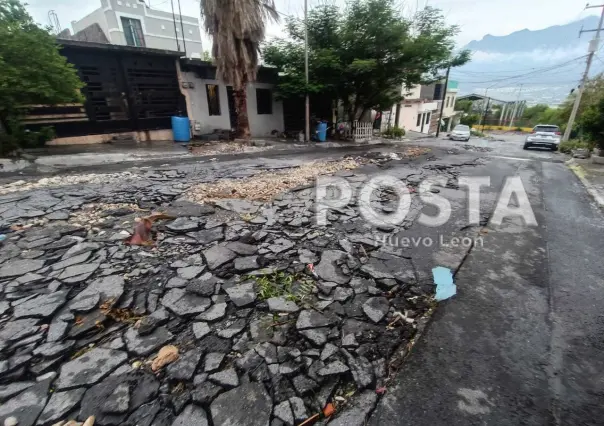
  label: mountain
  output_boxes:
[451,16,602,106]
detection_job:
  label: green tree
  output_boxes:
[200,0,279,139]
[579,98,604,150]
[460,114,479,128]
[263,1,470,122]
[0,0,83,153]
[455,99,473,114]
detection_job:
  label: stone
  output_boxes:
[187,276,219,297]
[318,361,350,377]
[55,348,127,390]
[233,256,259,272]
[210,381,271,426]
[208,368,239,389]
[61,242,101,260]
[51,251,92,271]
[0,318,39,343]
[198,336,232,354]
[126,400,162,426]
[289,397,307,423]
[138,308,170,336]
[296,310,337,330]
[216,319,246,339]
[225,242,258,255]
[33,340,75,358]
[267,297,300,313]
[0,379,50,426]
[327,390,377,426]
[162,288,211,316]
[223,281,256,307]
[0,301,9,316]
[0,259,45,278]
[196,303,227,322]
[189,227,225,245]
[57,262,100,281]
[342,333,359,348]
[0,382,35,403]
[320,343,339,361]
[171,404,208,426]
[191,382,222,406]
[12,290,67,319]
[349,277,370,294]
[299,329,328,346]
[166,217,201,233]
[46,210,70,220]
[70,275,124,307]
[124,327,173,356]
[214,199,261,215]
[3,417,17,426]
[267,238,294,254]
[204,352,225,373]
[192,322,211,340]
[362,297,390,323]
[177,265,205,280]
[203,246,237,270]
[102,382,130,413]
[274,401,294,426]
[343,351,375,390]
[255,342,278,364]
[361,255,415,283]
[333,287,354,303]
[314,250,350,284]
[165,199,215,217]
[68,291,100,312]
[167,350,203,381]
[292,375,318,396]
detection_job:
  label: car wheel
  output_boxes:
[523,143,530,150]
[551,146,558,151]
[466,137,470,141]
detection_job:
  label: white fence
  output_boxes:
[341,121,374,142]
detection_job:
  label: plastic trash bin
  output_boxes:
[171,116,191,142]
[317,121,328,142]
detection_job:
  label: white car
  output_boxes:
[449,125,471,141]
[524,125,561,151]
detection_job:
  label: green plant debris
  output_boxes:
[247,271,316,302]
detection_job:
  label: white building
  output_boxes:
[71,0,203,58]
[389,85,439,134]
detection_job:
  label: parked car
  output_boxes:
[449,124,471,141]
[523,125,561,151]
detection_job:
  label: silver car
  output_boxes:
[449,124,471,141]
[524,125,561,151]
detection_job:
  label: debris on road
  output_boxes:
[432,266,457,301]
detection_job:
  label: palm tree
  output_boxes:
[200,0,279,139]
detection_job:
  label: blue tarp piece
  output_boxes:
[432,266,456,301]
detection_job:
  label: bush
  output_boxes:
[515,127,523,132]
[470,129,485,137]
[382,126,405,138]
[558,139,594,154]
[0,118,55,156]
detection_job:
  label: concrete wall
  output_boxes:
[180,72,284,138]
[443,89,458,118]
[247,83,285,137]
[71,7,109,39]
[395,102,436,134]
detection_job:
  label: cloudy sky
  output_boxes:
[27,0,599,49]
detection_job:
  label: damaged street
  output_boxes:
[0,138,603,426]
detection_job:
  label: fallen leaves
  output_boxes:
[186,158,363,203]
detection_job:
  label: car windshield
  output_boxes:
[534,125,560,133]
[454,125,469,131]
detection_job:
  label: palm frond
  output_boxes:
[200,0,280,89]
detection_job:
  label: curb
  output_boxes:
[566,159,604,208]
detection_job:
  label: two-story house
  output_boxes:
[69,0,203,58]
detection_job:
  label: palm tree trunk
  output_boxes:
[233,88,251,139]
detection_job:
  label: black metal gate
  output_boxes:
[25,41,185,138]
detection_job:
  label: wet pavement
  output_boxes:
[1,135,603,426]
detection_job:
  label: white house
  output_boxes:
[389,85,439,134]
[70,0,203,58]
[179,59,284,138]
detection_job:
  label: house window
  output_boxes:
[451,96,456,107]
[425,113,430,124]
[445,96,449,108]
[121,17,145,47]
[206,84,221,116]
[256,88,272,114]
[416,114,421,127]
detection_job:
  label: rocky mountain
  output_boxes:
[452,16,603,106]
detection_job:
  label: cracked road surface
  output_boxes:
[370,134,604,425]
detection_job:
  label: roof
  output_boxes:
[180,58,279,84]
[57,38,184,57]
[457,93,524,104]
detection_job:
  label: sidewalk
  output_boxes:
[567,158,604,208]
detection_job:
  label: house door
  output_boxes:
[226,86,237,130]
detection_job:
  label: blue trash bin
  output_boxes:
[171,116,191,142]
[317,122,328,142]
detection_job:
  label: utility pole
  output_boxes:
[563,3,604,142]
[509,84,523,128]
[170,0,181,52]
[481,97,490,132]
[435,64,451,138]
[177,0,187,57]
[304,0,310,143]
